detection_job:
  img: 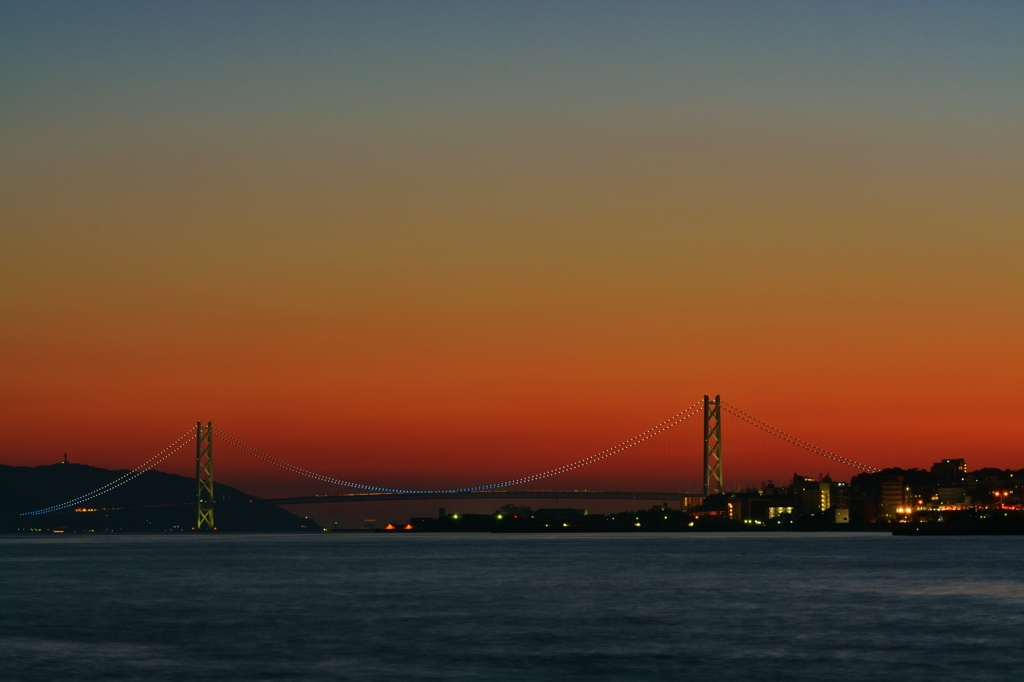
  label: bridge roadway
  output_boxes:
[264,490,703,505]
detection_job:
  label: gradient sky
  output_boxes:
[1,2,1022,495]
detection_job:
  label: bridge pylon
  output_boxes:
[196,421,214,530]
[703,395,723,496]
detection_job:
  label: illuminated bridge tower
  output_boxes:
[196,421,214,530]
[703,395,724,496]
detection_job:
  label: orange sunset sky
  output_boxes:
[1,3,1021,498]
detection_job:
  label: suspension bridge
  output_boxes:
[20,395,879,527]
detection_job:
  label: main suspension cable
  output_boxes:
[214,400,704,494]
[16,398,877,517]
[20,429,197,516]
[721,401,878,473]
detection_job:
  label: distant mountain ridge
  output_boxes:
[0,463,319,532]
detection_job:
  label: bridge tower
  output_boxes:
[703,395,723,496]
[196,421,214,530]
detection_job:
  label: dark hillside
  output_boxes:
[0,463,319,532]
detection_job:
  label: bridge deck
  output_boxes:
[265,491,704,505]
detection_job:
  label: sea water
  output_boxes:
[1,533,1022,681]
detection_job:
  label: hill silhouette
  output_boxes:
[0,463,319,532]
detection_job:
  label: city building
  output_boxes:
[931,458,967,484]
[937,487,966,505]
[879,478,905,519]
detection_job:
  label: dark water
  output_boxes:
[2,533,1023,681]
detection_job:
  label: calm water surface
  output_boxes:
[1,533,1022,681]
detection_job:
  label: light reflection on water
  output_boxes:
[2,533,1022,681]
